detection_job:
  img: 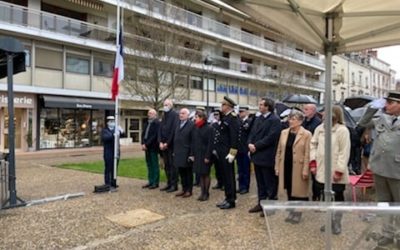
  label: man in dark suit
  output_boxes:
[248,97,282,216]
[215,96,240,209]
[141,109,160,189]
[158,99,179,192]
[302,103,322,201]
[173,108,195,198]
[236,106,253,194]
[211,110,224,190]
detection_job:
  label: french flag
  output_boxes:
[111,28,124,101]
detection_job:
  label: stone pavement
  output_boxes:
[0,146,378,249]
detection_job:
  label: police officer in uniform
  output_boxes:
[216,96,240,209]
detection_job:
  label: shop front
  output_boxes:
[39,95,115,149]
[0,92,36,152]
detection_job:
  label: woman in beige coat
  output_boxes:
[310,105,350,235]
[275,110,312,224]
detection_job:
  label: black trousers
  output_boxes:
[218,154,236,203]
[178,166,193,193]
[212,154,223,187]
[254,164,278,201]
[315,181,345,202]
[161,149,178,188]
[104,157,119,187]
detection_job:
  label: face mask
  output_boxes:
[107,121,115,130]
[163,106,170,112]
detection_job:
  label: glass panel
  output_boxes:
[129,119,139,130]
[92,110,105,146]
[59,109,75,148]
[66,55,90,74]
[75,110,90,147]
[94,58,113,77]
[130,132,139,143]
[261,201,400,250]
[40,108,59,149]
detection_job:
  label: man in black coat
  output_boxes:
[158,99,179,192]
[101,116,121,188]
[302,103,322,200]
[215,96,240,209]
[248,97,282,216]
[211,110,224,190]
[141,109,160,189]
[236,106,253,194]
[173,108,195,198]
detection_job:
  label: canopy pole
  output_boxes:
[324,16,334,250]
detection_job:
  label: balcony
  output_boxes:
[121,0,325,69]
[0,1,115,44]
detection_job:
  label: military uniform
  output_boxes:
[216,96,240,209]
[211,120,224,189]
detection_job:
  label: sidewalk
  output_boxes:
[0,146,373,249]
[1,146,272,250]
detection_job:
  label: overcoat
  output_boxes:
[173,120,195,168]
[275,126,311,198]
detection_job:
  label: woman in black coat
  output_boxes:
[193,110,213,201]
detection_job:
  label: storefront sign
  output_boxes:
[0,92,35,108]
[76,103,92,109]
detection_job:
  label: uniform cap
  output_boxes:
[222,96,236,107]
[385,90,400,102]
[106,116,115,120]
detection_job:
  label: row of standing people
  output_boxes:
[140,97,351,225]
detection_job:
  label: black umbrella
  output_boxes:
[343,96,375,110]
[318,104,357,128]
[282,94,317,104]
[275,102,290,116]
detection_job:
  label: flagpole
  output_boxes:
[113,0,121,187]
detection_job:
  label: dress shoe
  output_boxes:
[239,189,249,195]
[148,184,159,189]
[212,184,223,190]
[142,183,151,189]
[216,200,228,208]
[377,236,394,246]
[219,202,235,209]
[182,192,192,198]
[248,204,262,213]
[166,186,178,193]
[175,191,185,197]
[285,212,295,223]
[198,194,209,201]
[160,185,170,191]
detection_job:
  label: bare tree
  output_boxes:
[123,15,203,109]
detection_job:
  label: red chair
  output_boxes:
[349,169,374,202]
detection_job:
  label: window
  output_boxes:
[36,48,62,70]
[24,48,31,67]
[190,76,202,89]
[66,54,90,74]
[351,72,355,85]
[203,77,215,91]
[94,58,113,77]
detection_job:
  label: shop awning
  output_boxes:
[42,95,115,110]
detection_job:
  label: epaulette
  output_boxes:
[231,111,237,117]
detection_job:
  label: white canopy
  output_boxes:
[221,0,400,54]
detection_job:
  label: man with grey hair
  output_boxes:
[302,103,321,201]
[302,103,321,134]
[173,108,195,198]
[141,109,160,189]
[159,99,179,192]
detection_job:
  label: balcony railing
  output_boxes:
[123,0,325,69]
[0,1,115,43]
[0,1,323,90]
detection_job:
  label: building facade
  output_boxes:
[0,0,395,151]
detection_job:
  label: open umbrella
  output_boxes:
[275,102,290,115]
[282,94,317,104]
[344,96,376,110]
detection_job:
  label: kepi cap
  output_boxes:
[239,106,249,112]
[106,116,115,120]
[384,90,400,102]
[222,96,236,107]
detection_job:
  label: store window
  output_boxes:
[40,108,60,149]
[66,54,90,74]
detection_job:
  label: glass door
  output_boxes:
[126,117,141,143]
[4,108,23,150]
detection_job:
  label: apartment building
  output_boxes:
[0,0,328,151]
[331,51,396,102]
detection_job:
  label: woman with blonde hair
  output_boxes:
[275,109,312,224]
[310,105,351,234]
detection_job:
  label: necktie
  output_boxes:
[392,117,398,125]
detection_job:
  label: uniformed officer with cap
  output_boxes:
[215,96,240,209]
[211,108,224,190]
[358,90,400,248]
[101,116,119,188]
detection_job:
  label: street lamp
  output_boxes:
[203,55,213,114]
